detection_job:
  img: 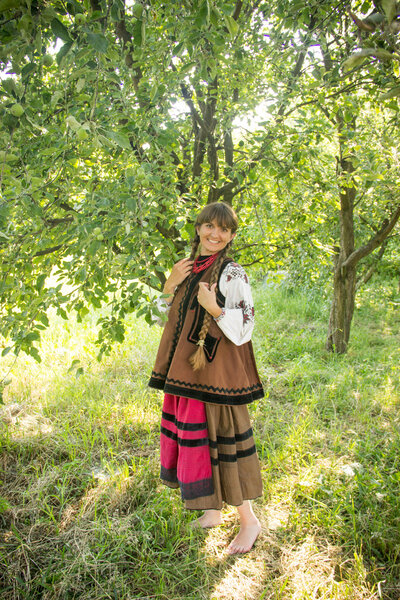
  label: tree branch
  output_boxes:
[233,1,243,21]
[355,240,387,290]
[342,202,400,269]
[33,244,64,257]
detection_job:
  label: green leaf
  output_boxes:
[133,19,145,46]
[174,41,185,56]
[29,347,41,362]
[141,20,146,45]
[51,18,72,43]
[343,110,354,123]
[110,2,121,21]
[196,1,210,28]
[91,296,102,308]
[224,15,239,38]
[35,273,47,292]
[104,130,131,150]
[343,48,395,71]
[51,90,63,107]
[77,267,86,282]
[380,86,400,100]
[24,331,40,343]
[97,134,115,148]
[21,63,36,79]
[2,346,12,357]
[248,169,257,182]
[0,0,21,11]
[88,240,102,256]
[87,32,109,53]
[1,78,17,95]
[57,42,73,65]
[125,168,135,188]
[382,0,397,22]
[76,77,85,93]
[37,313,49,327]
[68,359,80,372]
[125,196,137,211]
[180,61,197,74]
[66,115,81,131]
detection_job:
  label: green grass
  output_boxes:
[1,279,400,599]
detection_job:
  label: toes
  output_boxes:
[228,544,247,555]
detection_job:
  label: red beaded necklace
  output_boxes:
[192,253,219,273]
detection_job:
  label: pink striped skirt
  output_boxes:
[160,393,263,510]
[160,394,213,500]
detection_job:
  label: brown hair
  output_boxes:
[189,202,238,371]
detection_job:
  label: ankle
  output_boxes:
[236,500,258,525]
[192,509,222,529]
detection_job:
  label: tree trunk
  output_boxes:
[327,249,356,353]
[326,113,357,353]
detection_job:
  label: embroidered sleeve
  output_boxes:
[214,262,255,346]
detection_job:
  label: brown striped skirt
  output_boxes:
[160,393,263,510]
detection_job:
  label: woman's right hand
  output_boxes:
[163,257,194,295]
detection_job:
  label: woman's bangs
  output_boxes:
[197,203,238,232]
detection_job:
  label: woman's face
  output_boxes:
[196,219,235,256]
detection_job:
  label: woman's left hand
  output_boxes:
[197,282,222,318]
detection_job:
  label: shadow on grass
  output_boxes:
[245,379,400,598]
[0,358,236,600]
[2,285,400,599]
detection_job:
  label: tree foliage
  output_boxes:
[0,0,399,362]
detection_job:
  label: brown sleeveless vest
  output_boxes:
[149,260,264,405]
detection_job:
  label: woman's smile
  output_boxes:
[196,219,235,255]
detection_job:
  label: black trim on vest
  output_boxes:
[149,375,167,390]
[163,380,264,405]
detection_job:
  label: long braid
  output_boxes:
[189,240,232,371]
[189,234,200,261]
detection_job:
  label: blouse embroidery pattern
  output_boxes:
[225,263,249,284]
[235,300,254,324]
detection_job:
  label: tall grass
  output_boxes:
[1,278,399,599]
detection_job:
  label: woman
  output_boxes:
[149,202,264,554]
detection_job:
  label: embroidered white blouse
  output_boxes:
[156,262,255,347]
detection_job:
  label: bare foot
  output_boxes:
[191,509,222,529]
[227,519,261,554]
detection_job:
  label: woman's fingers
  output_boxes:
[170,257,194,285]
[163,257,193,295]
[197,282,213,303]
[197,282,220,317]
